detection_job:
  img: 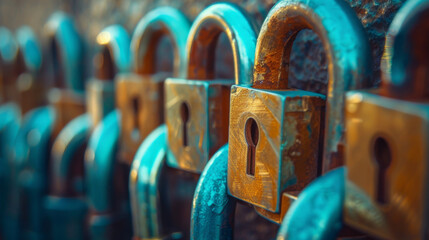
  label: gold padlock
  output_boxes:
[165,2,257,173]
[88,25,130,129]
[345,0,429,238]
[227,0,372,222]
[116,7,190,164]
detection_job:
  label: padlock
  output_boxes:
[129,3,256,239]
[116,6,190,165]
[227,0,371,223]
[344,0,429,239]
[46,25,130,240]
[165,2,257,173]
[83,7,189,240]
[8,12,86,240]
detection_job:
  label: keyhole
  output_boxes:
[245,118,259,176]
[180,102,190,147]
[372,136,392,204]
[131,97,140,141]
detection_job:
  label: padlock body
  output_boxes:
[228,85,325,213]
[165,78,231,173]
[116,73,167,164]
[345,90,429,239]
[87,78,115,128]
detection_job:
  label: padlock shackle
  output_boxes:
[44,12,84,92]
[186,3,257,85]
[381,0,429,99]
[16,26,42,74]
[94,25,131,81]
[131,7,190,78]
[253,0,372,172]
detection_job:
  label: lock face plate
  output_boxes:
[116,73,165,164]
[345,90,429,240]
[228,85,325,212]
[165,78,231,173]
[86,79,115,128]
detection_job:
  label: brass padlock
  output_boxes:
[50,24,130,195]
[46,25,130,240]
[165,2,257,173]
[88,25,130,129]
[227,0,371,223]
[116,7,190,164]
[345,0,429,239]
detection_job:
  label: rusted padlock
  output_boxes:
[116,6,189,165]
[130,3,256,239]
[344,0,429,239]
[46,25,130,240]
[226,0,371,223]
[165,3,257,173]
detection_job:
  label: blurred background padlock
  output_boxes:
[45,24,130,240]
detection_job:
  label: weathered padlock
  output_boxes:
[344,0,429,239]
[227,0,371,223]
[46,25,130,240]
[10,12,86,240]
[165,2,257,173]
[116,6,189,164]
[129,3,256,239]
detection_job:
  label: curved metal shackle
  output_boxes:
[381,0,429,99]
[253,0,372,171]
[95,24,131,77]
[0,27,18,64]
[186,3,257,85]
[16,26,42,73]
[44,12,83,91]
[131,7,190,78]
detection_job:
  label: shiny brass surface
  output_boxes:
[116,72,168,164]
